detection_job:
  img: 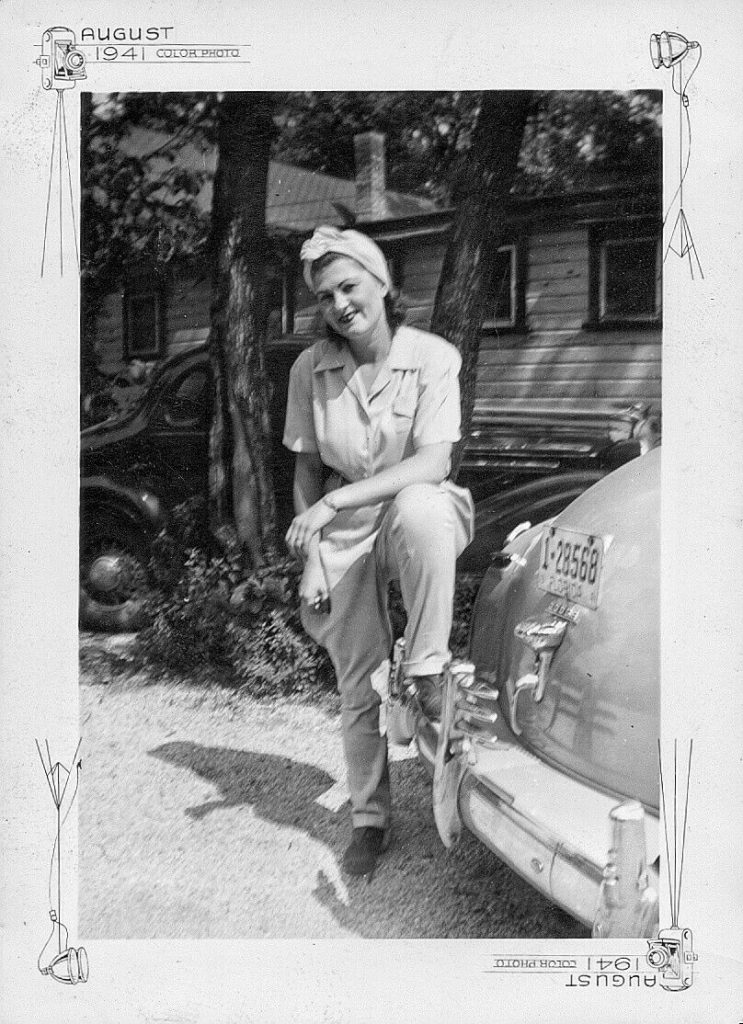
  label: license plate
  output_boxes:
[537,526,605,610]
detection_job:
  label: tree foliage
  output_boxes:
[80,92,217,401]
[516,90,661,195]
[81,89,661,306]
[273,91,481,204]
[81,93,217,292]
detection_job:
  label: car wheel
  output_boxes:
[79,517,151,632]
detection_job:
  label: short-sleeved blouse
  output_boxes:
[282,325,468,588]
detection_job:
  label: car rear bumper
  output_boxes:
[416,718,659,935]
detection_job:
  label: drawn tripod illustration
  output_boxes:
[34,27,86,277]
[645,739,698,991]
[649,30,704,278]
[35,738,89,985]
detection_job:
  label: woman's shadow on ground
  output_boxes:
[150,740,588,939]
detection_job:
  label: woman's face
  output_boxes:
[312,256,388,344]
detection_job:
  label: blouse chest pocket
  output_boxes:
[390,377,418,432]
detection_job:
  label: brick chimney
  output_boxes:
[354,131,387,222]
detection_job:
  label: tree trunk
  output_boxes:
[430,91,536,477]
[207,92,278,565]
[79,92,99,398]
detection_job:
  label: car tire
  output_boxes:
[79,515,152,632]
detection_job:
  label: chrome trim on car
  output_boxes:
[458,774,658,935]
[509,616,568,735]
[416,668,659,935]
[432,662,477,848]
[508,672,539,737]
[592,801,659,938]
[504,521,533,545]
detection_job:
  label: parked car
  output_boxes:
[80,339,651,631]
[458,403,651,502]
[453,405,650,577]
[79,340,303,631]
[457,471,606,576]
[415,447,661,937]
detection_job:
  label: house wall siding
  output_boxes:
[167,273,211,353]
[388,226,661,413]
[399,239,447,328]
[477,225,661,413]
[94,224,661,415]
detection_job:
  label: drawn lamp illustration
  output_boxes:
[649,30,699,69]
[36,739,89,985]
[649,30,703,278]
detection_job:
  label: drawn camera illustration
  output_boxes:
[646,926,698,991]
[36,27,87,90]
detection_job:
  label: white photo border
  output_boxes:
[1,1,742,1021]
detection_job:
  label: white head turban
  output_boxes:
[300,225,391,292]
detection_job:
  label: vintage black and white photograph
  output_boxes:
[78,88,663,939]
[3,2,742,1021]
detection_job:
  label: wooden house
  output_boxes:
[92,131,661,426]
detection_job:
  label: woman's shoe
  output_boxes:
[386,698,418,745]
[342,826,392,876]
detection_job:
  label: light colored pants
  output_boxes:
[301,482,474,828]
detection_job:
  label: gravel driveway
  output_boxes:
[79,635,588,940]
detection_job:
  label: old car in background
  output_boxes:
[457,471,605,576]
[79,340,303,631]
[80,336,653,630]
[455,403,654,577]
[415,447,661,937]
[457,403,651,502]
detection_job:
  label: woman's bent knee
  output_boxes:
[392,482,446,519]
[390,483,450,538]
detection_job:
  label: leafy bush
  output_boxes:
[450,574,482,658]
[134,506,336,694]
[130,497,481,696]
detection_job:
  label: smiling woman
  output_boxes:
[314,258,389,348]
[282,225,475,878]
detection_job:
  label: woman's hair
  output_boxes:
[309,251,405,343]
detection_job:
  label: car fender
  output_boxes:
[80,476,167,538]
[467,519,547,658]
[457,472,604,576]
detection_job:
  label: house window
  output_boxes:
[266,273,287,338]
[380,241,405,291]
[589,226,661,327]
[123,274,165,360]
[493,245,516,325]
[483,241,524,331]
[266,262,298,338]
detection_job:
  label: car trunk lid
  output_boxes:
[470,450,660,812]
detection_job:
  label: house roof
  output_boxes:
[123,127,441,236]
[266,161,440,233]
[507,178,662,225]
[119,127,658,249]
